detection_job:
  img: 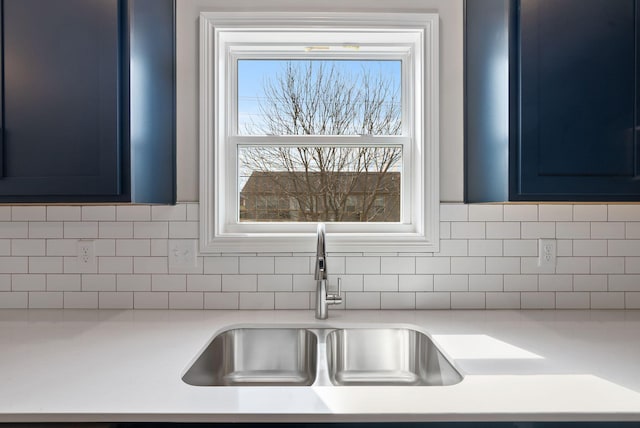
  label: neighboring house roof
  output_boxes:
[240,171,400,196]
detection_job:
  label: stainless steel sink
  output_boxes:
[326,328,463,386]
[182,328,317,386]
[183,326,462,387]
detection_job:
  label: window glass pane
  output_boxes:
[239,146,401,222]
[237,60,402,136]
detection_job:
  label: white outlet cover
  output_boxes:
[169,240,198,268]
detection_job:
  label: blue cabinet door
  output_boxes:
[0,0,123,198]
[514,0,640,200]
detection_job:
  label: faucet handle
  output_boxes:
[327,277,343,305]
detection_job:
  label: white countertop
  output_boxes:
[1,309,640,423]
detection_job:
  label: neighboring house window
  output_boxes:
[199,12,439,252]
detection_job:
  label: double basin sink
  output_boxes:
[182,327,463,387]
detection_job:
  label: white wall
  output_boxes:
[175,0,464,202]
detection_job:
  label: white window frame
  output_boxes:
[199,12,439,253]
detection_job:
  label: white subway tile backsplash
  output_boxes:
[381,292,415,309]
[556,292,590,309]
[521,292,555,309]
[381,257,414,274]
[82,206,116,221]
[434,275,468,292]
[608,275,640,292]
[469,240,502,256]
[82,274,116,292]
[435,240,468,256]
[0,201,638,310]
[590,292,625,309]
[0,292,28,308]
[99,292,133,309]
[117,206,151,221]
[11,240,45,256]
[345,256,380,274]
[539,205,573,222]
[64,292,98,309]
[504,274,538,292]
[204,292,239,309]
[573,275,607,292]
[47,206,81,222]
[504,205,538,221]
[573,205,607,222]
[275,292,310,310]
[29,291,63,308]
[99,257,133,274]
[186,275,221,292]
[451,222,485,239]
[47,274,81,291]
[0,222,28,238]
[503,240,537,256]
[608,205,640,221]
[240,292,274,309]
[539,275,573,292]
[152,205,187,221]
[12,274,45,291]
[133,257,167,274]
[134,222,168,239]
[416,257,450,274]
[521,222,555,239]
[468,204,503,222]
[591,222,625,239]
[469,274,503,292]
[555,257,590,274]
[239,257,274,274]
[152,275,186,292]
[591,257,625,274]
[609,240,640,257]
[486,292,520,309]
[99,222,134,239]
[486,257,520,274]
[345,292,380,309]
[399,275,433,292]
[169,292,203,309]
[364,275,398,292]
[0,275,9,292]
[29,257,63,274]
[573,240,607,257]
[29,222,63,239]
[556,222,590,239]
[416,292,450,309]
[440,204,468,221]
[134,292,168,309]
[258,275,292,292]
[0,257,28,274]
[64,222,98,239]
[12,206,45,222]
[451,292,485,309]
[222,274,257,292]
[451,257,485,274]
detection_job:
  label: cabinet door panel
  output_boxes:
[1,0,120,196]
[516,0,639,199]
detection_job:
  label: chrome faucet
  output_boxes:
[314,223,342,319]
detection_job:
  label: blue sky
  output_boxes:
[237,59,401,133]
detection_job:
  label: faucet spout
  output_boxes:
[315,223,327,280]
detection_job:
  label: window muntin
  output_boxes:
[199,12,439,252]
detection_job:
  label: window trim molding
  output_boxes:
[199,11,439,253]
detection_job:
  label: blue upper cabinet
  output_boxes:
[465,0,640,202]
[0,0,175,203]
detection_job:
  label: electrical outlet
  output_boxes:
[77,240,96,266]
[169,240,197,268]
[538,239,556,268]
